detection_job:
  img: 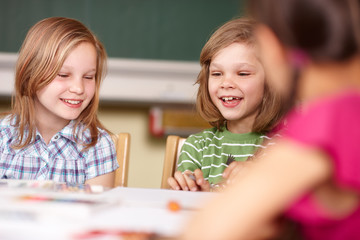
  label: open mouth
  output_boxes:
[221,96,242,103]
[61,99,83,105]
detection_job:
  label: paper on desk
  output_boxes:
[86,187,216,237]
[102,187,215,210]
[0,180,119,222]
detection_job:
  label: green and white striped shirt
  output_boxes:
[177,126,269,184]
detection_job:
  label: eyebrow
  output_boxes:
[210,62,256,70]
[86,69,97,74]
[59,66,97,73]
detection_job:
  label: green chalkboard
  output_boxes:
[0,0,244,61]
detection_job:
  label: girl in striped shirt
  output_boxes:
[167,18,285,192]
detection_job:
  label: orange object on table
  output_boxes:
[167,200,181,212]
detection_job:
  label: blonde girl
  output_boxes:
[0,17,118,188]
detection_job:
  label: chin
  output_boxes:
[61,114,81,121]
[223,117,243,122]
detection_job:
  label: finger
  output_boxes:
[199,180,210,191]
[193,169,211,191]
[222,161,239,179]
[183,171,199,192]
[184,170,196,181]
[227,161,253,184]
[174,171,189,191]
[194,168,205,185]
[167,176,181,190]
[227,165,242,182]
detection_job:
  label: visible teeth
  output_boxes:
[63,99,81,104]
[222,97,240,102]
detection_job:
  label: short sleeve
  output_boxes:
[284,92,360,190]
[177,135,203,172]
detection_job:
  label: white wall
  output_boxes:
[0,52,199,105]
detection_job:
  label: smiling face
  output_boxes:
[208,42,265,133]
[35,42,97,130]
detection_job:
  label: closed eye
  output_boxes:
[58,74,69,78]
[238,72,251,76]
[211,72,222,77]
[84,75,95,80]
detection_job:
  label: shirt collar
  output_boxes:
[34,120,91,144]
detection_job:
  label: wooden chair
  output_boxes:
[111,133,131,187]
[160,135,186,189]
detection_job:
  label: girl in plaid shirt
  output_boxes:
[0,17,118,188]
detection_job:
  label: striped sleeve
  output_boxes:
[176,134,204,173]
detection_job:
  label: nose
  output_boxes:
[220,74,235,89]
[68,76,84,94]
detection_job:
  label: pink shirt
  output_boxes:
[283,91,360,240]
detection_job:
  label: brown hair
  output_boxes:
[248,0,360,62]
[196,18,284,133]
[10,17,107,149]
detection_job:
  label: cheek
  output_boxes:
[36,84,54,100]
[86,81,96,99]
[207,80,218,102]
[242,78,265,105]
[249,84,264,105]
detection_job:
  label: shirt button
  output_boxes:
[54,135,59,140]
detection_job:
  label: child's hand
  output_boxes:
[222,161,254,185]
[168,169,210,191]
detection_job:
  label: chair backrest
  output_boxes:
[111,133,131,187]
[160,135,186,189]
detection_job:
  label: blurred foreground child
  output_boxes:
[182,0,360,239]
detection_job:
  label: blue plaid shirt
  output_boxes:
[0,116,118,183]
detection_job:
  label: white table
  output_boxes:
[0,186,215,240]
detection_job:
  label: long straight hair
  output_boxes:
[10,17,107,149]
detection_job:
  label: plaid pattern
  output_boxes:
[0,116,118,183]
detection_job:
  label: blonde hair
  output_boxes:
[10,17,107,149]
[196,18,284,133]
